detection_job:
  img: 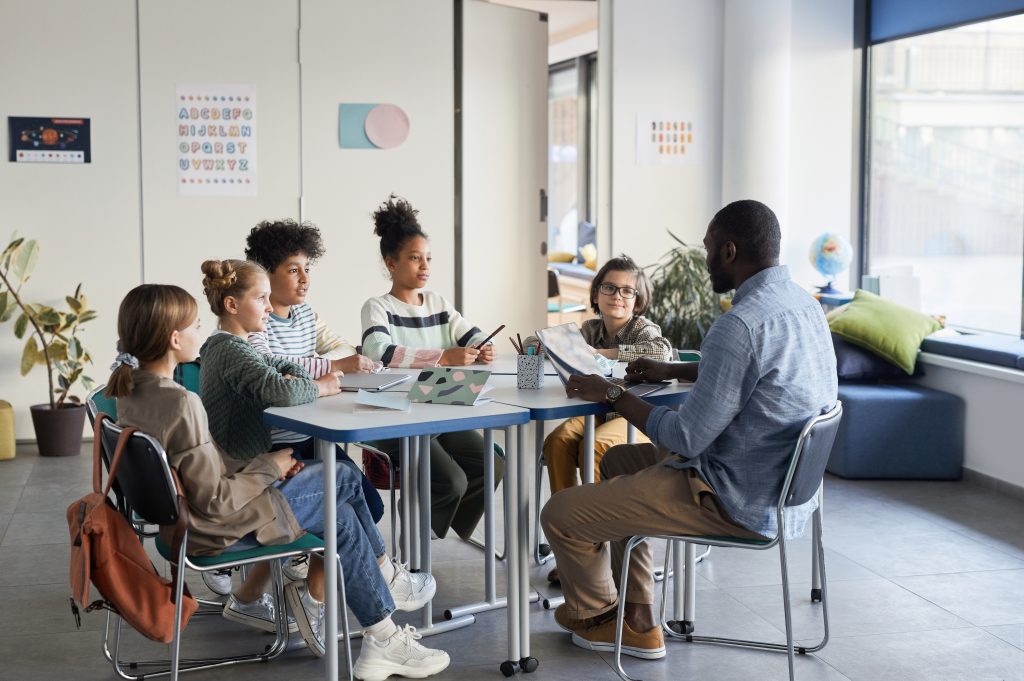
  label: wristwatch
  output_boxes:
[605,383,625,404]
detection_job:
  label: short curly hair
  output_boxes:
[244,219,325,272]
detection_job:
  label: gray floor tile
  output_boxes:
[0,583,107,636]
[894,569,1024,627]
[697,543,879,588]
[15,481,86,513]
[0,510,71,546]
[0,458,34,489]
[816,627,1024,681]
[826,529,1024,577]
[0,541,71,586]
[0,629,138,681]
[986,623,1024,651]
[730,578,970,639]
[0,512,11,543]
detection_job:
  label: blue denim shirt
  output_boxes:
[646,266,837,538]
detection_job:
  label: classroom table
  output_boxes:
[264,394,530,681]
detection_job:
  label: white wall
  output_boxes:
[299,0,455,341]
[0,0,140,440]
[607,0,725,271]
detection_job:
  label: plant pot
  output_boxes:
[29,403,87,457]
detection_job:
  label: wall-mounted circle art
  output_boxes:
[339,103,410,150]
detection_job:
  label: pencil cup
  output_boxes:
[517,354,545,389]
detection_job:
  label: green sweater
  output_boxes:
[199,332,319,461]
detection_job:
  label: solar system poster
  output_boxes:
[8,116,91,163]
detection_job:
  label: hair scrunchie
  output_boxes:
[110,350,140,372]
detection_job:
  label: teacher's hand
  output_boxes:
[624,357,673,383]
[565,374,614,403]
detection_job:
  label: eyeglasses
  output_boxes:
[598,283,638,299]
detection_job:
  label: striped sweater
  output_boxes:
[361,291,487,368]
[248,302,355,444]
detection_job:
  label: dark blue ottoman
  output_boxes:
[827,383,965,479]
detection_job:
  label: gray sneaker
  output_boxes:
[202,568,234,596]
[385,560,436,612]
[285,580,325,657]
[353,624,450,681]
[283,555,310,581]
[222,593,298,634]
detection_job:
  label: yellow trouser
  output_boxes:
[542,415,650,494]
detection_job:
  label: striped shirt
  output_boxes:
[248,302,357,444]
[361,291,486,368]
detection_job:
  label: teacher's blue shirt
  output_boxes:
[645,265,837,538]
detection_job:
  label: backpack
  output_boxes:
[67,413,198,643]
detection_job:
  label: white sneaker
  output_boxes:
[202,568,234,596]
[385,560,436,612]
[222,593,298,634]
[284,580,325,657]
[283,555,310,581]
[353,624,450,681]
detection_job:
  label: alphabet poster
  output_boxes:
[176,85,257,196]
[636,113,699,166]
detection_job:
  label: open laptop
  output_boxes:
[536,323,668,398]
[340,372,412,392]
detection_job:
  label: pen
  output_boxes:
[475,324,506,349]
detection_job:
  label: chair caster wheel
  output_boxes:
[519,657,538,673]
[500,660,517,677]
[443,609,453,620]
[541,598,552,610]
[538,543,551,557]
[667,620,694,635]
[810,588,822,603]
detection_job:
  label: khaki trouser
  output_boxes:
[543,415,651,494]
[540,442,763,620]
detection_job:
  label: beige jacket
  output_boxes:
[116,370,302,556]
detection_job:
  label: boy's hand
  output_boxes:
[332,355,375,374]
[440,347,480,366]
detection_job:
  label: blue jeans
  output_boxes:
[276,460,395,627]
[272,439,385,524]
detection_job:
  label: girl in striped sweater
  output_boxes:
[360,195,503,541]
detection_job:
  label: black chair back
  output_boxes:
[99,418,181,527]
[784,402,843,507]
[547,269,559,298]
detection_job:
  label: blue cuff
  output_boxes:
[645,405,674,446]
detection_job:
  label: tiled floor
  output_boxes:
[2,442,1024,681]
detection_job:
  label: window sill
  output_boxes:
[918,352,1024,386]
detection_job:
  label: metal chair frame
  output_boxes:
[611,402,843,681]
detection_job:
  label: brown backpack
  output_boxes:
[67,413,198,643]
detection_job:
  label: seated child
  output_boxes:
[109,282,449,680]
[540,255,672,583]
[244,218,384,524]
[360,195,503,541]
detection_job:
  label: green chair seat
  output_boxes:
[155,533,324,567]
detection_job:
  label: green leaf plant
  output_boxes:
[644,231,731,352]
[0,236,96,409]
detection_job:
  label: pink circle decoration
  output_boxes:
[364,104,410,149]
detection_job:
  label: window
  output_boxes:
[867,14,1024,336]
[547,55,597,261]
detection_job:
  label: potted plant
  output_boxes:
[0,236,96,456]
[645,231,729,352]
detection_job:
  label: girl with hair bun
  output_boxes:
[360,195,503,542]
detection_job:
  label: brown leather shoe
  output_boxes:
[553,604,615,633]
[571,617,666,659]
[547,567,560,585]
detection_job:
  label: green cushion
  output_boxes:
[156,533,324,567]
[828,289,941,374]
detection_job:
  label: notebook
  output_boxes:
[407,367,493,406]
[340,372,411,392]
[536,322,667,398]
[353,389,412,413]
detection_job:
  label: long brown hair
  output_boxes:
[200,259,265,317]
[105,284,197,398]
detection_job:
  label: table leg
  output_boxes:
[517,422,537,672]
[401,437,411,564]
[316,438,339,681]
[581,414,596,484]
[418,434,432,628]
[534,420,553,566]
[409,436,420,570]
[501,425,521,676]
[626,423,636,444]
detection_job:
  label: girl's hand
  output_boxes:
[440,347,480,366]
[315,372,342,397]
[283,459,304,479]
[332,354,375,374]
[476,343,495,364]
[270,449,298,478]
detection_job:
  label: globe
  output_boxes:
[808,232,853,294]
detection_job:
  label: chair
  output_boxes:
[611,402,843,681]
[547,268,587,324]
[87,402,353,680]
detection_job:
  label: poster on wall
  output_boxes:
[176,84,257,196]
[636,113,699,166]
[8,116,91,163]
